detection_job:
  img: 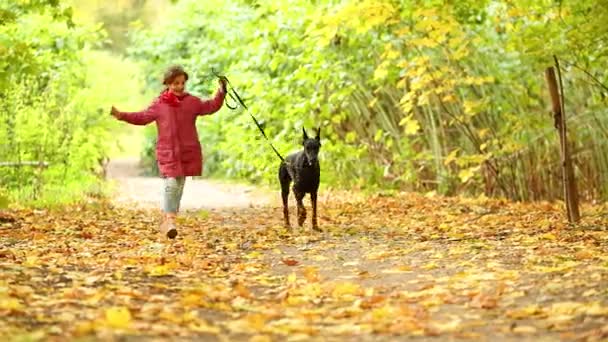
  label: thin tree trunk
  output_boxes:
[545,59,580,223]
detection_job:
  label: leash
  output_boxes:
[211,69,287,163]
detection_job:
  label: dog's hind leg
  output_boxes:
[311,191,320,231]
[279,163,291,228]
[295,190,307,227]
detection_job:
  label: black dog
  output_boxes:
[279,128,321,231]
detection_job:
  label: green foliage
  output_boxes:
[128,0,608,201]
[0,3,122,206]
[0,0,73,26]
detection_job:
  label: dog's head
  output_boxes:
[302,127,321,165]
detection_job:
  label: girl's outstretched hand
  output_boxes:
[110,106,120,119]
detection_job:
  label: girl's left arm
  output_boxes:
[195,83,227,116]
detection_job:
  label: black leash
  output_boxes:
[212,69,286,163]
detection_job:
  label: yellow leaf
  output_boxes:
[0,297,23,310]
[458,166,480,183]
[431,318,464,333]
[396,77,407,89]
[311,255,328,261]
[246,251,263,259]
[24,256,40,267]
[303,266,321,282]
[540,233,557,241]
[399,114,420,135]
[246,313,268,331]
[463,100,482,117]
[400,98,414,114]
[374,65,389,80]
[386,49,400,60]
[371,305,394,322]
[513,325,537,334]
[583,289,598,297]
[345,131,357,143]
[181,293,202,307]
[448,36,464,49]
[410,37,438,48]
[104,306,132,329]
[368,97,379,108]
[395,26,410,36]
[73,321,96,336]
[250,335,273,342]
[584,302,608,316]
[442,94,456,102]
[332,282,361,299]
[453,46,469,59]
[404,118,420,135]
[374,129,384,142]
[506,305,544,319]
[478,128,490,138]
[444,148,460,166]
[147,264,171,277]
[421,262,438,270]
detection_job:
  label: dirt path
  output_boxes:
[2,162,607,341]
[105,157,275,210]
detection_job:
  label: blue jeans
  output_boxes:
[162,177,185,213]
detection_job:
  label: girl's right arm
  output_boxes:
[111,101,159,125]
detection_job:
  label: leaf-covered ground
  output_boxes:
[1,192,608,341]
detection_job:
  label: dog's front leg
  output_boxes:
[295,190,306,227]
[311,192,320,231]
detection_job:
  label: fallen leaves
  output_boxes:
[469,293,499,309]
[281,257,299,266]
[104,306,132,329]
[0,193,607,340]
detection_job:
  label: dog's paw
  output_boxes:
[297,213,307,227]
[312,225,322,232]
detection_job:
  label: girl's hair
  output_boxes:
[163,65,189,85]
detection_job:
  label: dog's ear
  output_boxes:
[315,127,321,142]
[302,127,309,142]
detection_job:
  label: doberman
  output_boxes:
[278,128,321,231]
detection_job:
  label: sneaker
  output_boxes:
[166,221,178,239]
[160,220,178,239]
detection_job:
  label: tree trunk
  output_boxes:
[545,60,580,223]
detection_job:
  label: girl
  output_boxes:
[111,65,227,239]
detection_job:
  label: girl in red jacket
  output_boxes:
[111,65,227,239]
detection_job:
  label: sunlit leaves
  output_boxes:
[307,0,398,46]
[128,0,608,201]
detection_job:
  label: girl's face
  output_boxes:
[168,75,186,96]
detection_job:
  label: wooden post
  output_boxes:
[544,59,580,223]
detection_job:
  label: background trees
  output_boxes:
[2,0,607,204]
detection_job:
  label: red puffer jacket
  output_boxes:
[117,88,226,177]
